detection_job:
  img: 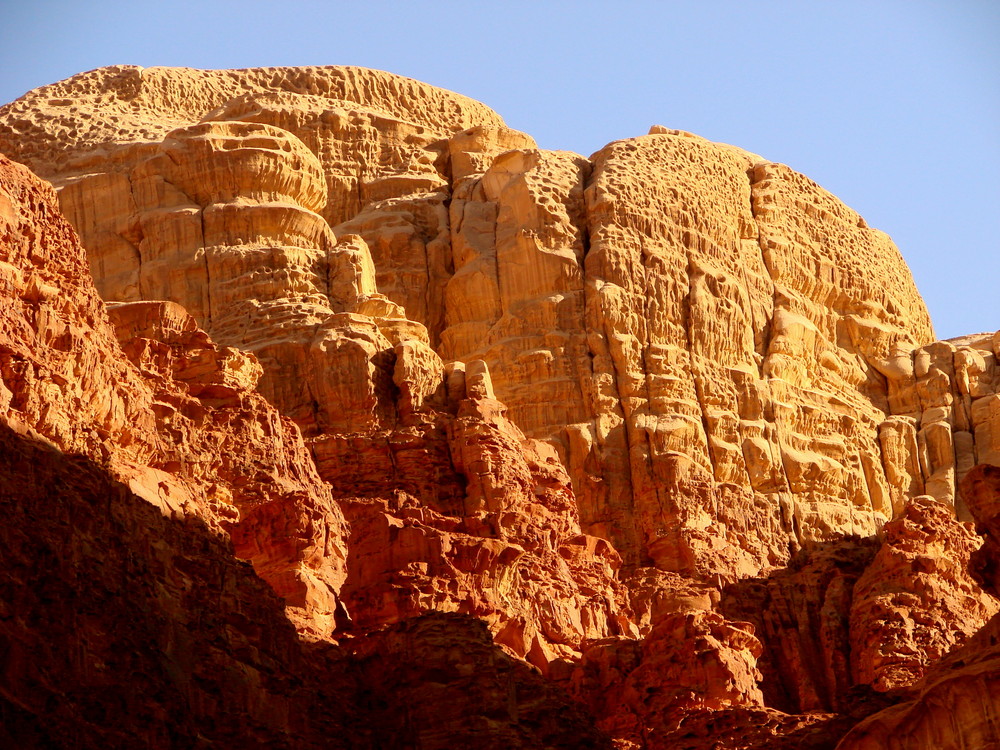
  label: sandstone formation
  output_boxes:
[0,66,945,566]
[0,421,359,749]
[836,465,1000,750]
[849,495,998,692]
[0,153,348,633]
[1,66,999,749]
[0,152,615,748]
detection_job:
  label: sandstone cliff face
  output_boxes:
[835,466,1000,750]
[0,66,949,576]
[1,66,999,750]
[0,153,348,633]
[0,152,616,748]
[0,422,360,749]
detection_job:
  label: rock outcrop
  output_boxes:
[849,495,998,692]
[0,153,348,633]
[836,465,1000,750]
[0,151,616,749]
[1,66,999,749]
[0,66,947,571]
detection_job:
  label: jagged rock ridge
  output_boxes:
[0,66,999,749]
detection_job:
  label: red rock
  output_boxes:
[0,153,348,632]
[0,423,360,749]
[837,615,1000,750]
[348,611,613,750]
[1,65,1000,750]
[837,470,1000,749]
[569,610,765,744]
[335,389,634,672]
[849,495,998,692]
[722,537,879,713]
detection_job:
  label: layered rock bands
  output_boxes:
[0,66,998,749]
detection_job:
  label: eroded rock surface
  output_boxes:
[836,466,1000,750]
[1,67,999,750]
[849,495,998,692]
[0,66,953,576]
[0,154,348,633]
[0,146,614,750]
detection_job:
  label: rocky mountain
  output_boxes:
[0,65,997,749]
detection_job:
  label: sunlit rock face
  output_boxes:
[2,66,999,750]
[0,152,349,636]
[1,65,956,566]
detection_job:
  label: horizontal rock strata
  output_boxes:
[1,67,998,749]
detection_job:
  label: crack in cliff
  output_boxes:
[427,189,454,350]
[578,165,644,563]
[746,163,796,524]
[636,232,660,477]
[574,168,602,470]
[746,164,775,375]
[574,162,598,414]
[436,192,466,360]
[572,168,625,543]
[579,211,591,264]
[354,173,364,219]
[683,250,719,481]
[122,169,144,300]
[200,207,212,330]
[491,196,505,321]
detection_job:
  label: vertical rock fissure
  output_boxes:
[746,165,775,370]
[637,234,663,504]
[419,204,434,342]
[200,207,212,329]
[353,173,364,223]
[746,165,796,509]
[122,169,144,300]
[429,192,454,350]
[579,163,641,559]
[578,165,604,413]
[684,249,718,479]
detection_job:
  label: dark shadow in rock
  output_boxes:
[0,423,362,749]
[720,535,881,714]
[347,611,612,750]
[0,423,609,749]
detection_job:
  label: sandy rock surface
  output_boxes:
[1,66,999,749]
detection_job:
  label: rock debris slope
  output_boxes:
[0,65,999,749]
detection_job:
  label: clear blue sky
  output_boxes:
[2,0,997,340]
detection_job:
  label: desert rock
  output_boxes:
[0,66,953,578]
[0,153,349,632]
[2,66,1000,750]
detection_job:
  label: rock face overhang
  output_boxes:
[0,66,999,749]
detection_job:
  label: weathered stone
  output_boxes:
[2,65,1000,750]
[849,496,998,691]
[0,154,352,630]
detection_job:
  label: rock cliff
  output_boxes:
[0,66,998,749]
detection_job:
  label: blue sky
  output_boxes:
[2,0,996,340]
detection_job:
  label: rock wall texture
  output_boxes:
[0,153,349,634]
[0,152,614,749]
[0,66,999,749]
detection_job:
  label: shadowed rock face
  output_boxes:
[0,67,999,749]
[0,422,359,750]
[0,152,348,635]
[0,152,616,749]
[0,422,614,749]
